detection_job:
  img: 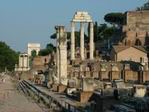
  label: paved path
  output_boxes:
[0,75,44,112]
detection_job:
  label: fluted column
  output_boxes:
[80,22,85,60]
[71,22,75,60]
[90,22,94,60]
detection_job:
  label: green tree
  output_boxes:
[39,43,56,56]
[31,50,37,57]
[89,23,115,41]
[100,27,116,40]
[50,32,88,49]
[104,13,126,26]
[0,41,19,72]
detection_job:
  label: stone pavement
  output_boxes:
[0,75,44,112]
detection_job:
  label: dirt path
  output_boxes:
[0,75,44,112]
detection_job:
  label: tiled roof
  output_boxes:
[112,45,147,53]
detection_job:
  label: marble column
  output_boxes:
[80,22,85,60]
[71,22,75,60]
[19,55,23,68]
[89,22,94,60]
[23,55,28,68]
[27,55,30,70]
[59,26,68,86]
[55,26,60,80]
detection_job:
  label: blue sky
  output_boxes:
[0,0,146,52]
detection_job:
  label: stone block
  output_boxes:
[52,84,59,92]
[134,85,146,97]
[143,71,149,83]
[58,84,67,93]
[124,71,138,82]
[111,71,120,80]
[137,31,146,38]
[124,64,130,70]
[112,65,119,72]
[92,71,99,78]
[85,71,91,78]
[68,79,76,88]
[100,71,109,80]
[82,78,94,92]
[126,31,136,39]
[79,91,93,103]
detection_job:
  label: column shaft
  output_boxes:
[90,22,94,60]
[59,26,67,85]
[71,22,75,60]
[80,22,85,60]
[56,28,60,80]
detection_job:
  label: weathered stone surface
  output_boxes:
[122,11,149,46]
[82,78,94,92]
[55,26,68,86]
[133,85,146,97]
[0,75,43,112]
[79,91,93,103]
[58,85,67,93]
[52,84,59,92]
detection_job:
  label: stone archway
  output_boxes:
[27,43,40,56]
[135,39,142,46]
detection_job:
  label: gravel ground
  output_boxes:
[0,75,44,112]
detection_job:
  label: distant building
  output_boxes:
[111,45,148,63]
[123,11,149,46]
[27,43,40,56]
[15,53,30,72]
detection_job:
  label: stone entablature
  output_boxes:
[72,11,92,23]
